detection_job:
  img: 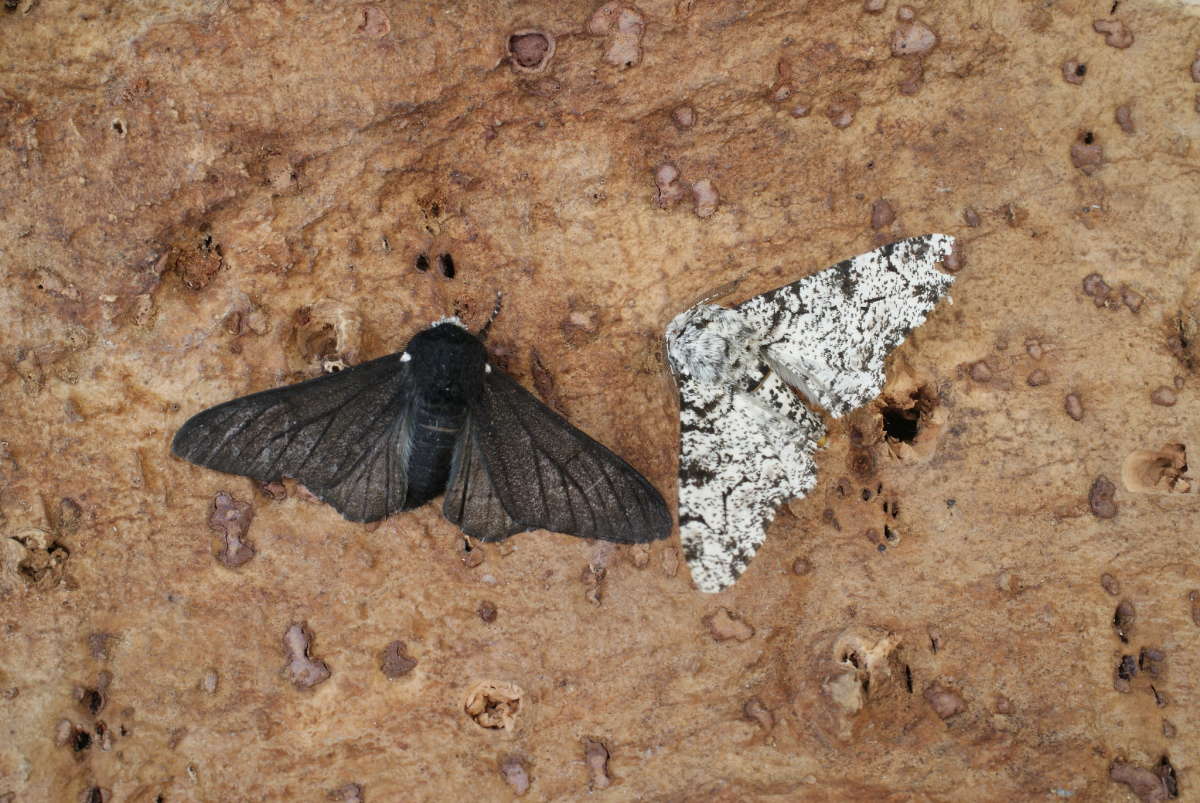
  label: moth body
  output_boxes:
[402,323,484,506]
[173,317,670,545]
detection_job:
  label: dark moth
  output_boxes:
[172,318,671,543]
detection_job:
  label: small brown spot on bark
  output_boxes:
[671,105,695,129]
[477,600,498,623]
[1100,573,1120,596]
[891,20,937,56]
[660,547,680,577]
[942,240,964,272]
[1150,386,1177,407]
[1062,59,1086,85]
[500,754,530,796]
[923,682,965,719]
[703,608,755,642]
[328,782,364,803]
[870,199,896,230]
[88,633,113,660]
[379,640,417,678]
[174,235,224,290]
[1064,393,1084,421]
[356,5,390,37]
[1093,18,1134,49]
[1113,599,1136,642]
[1109,759,1172,802]
[283,622,331,688]
[1089,475,1118,519]
[1082,272,1110,298]
[1070,132,1104,175]
[1122,286,1144,312]
[208,492,255,568]
[508,31,555,73]
[692,179,719,218]
[743,697,775,731]
[1115,104,1135,134]
[583,738,612,789]
[626,543,651,568]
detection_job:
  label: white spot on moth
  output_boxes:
[485,364,492,373]
[665,234,956,593]
[400,352,412,362]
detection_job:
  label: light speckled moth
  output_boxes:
[665,235,956,592]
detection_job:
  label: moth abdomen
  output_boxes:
[403,402,470,507]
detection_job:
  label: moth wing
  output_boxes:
[442,414,522,542]
[676,368,825,593]
[171,353,414,522]
[736,234,955,417]
[453,368,672,544]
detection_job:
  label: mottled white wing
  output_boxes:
[676,368,825,593]
[736,234,955,417]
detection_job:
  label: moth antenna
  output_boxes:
[477,291,504,340]
[685,275,746,311]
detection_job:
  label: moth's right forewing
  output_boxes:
[735,234,955,416]
[466,369,672,544]
[171,352,417,521]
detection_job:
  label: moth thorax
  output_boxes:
[666,305,754,384]
[408,324,487,403]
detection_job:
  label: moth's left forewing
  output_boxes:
[667,311,825,593]
[462,368,672,544]
[735,234,956,417]
[171,352,417,522]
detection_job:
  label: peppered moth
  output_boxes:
[665,234,956,592]
[173,318,671,544]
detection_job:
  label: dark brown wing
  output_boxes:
[443,368,671,543]
[171,353,415,522]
